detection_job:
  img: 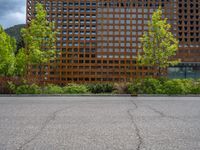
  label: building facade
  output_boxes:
[26,0,200,84]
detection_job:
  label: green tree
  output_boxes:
[138,7,180,76]
[5,24,26,54]
[15,48,26,76]
[21,2,57,77]
[0,25,16,76]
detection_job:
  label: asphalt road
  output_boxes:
[0,97,200,150]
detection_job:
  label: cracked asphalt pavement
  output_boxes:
[0,97,200,150]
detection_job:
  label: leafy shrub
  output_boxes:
[162,79,192,95]
[102,83,113,93]
[7,78,200,95]
[190,79,200,94]
[142,78,163,94]
[128,79,143,94]
[10,83,41,94]
[43,84,63,94]
[128,78,163,94]
[158,77,168,84]
[87,83,113,93]
[181,79,193,94]
[63,84,88,94]
[7,81,16,93]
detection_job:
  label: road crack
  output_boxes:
[130,100,138,109]
[127,109,144,150]
[146,105,186,122]
[127,100,144,150]
[17,106,71,150]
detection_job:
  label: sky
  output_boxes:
[0,0,26,29]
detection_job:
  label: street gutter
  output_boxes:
[137,94,200,97]
[0,94,132,97]
[1,94,200,97]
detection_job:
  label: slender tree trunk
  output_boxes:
[158,67,161,77]
[39,63,42,86]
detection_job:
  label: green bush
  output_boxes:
[182,79,193,94]
[7,82,16,93]
[87,83,113,93]
[63,84,88,94]
[142,78,163,94]
[190,79,200,94]
[128,78,163,94]
[158,77,168,84]
[7,78,200,95]
[128,79,143,94]
[43,84,63,94]
[162,79,192,95]
[13,84,41,94]
[103,83,113,93]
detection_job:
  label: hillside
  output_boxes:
[5,24,25,43]
[5,24,26,53]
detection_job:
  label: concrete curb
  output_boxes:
[1,94,200,97]
[0,94,132,97]
[137,94,200,97]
